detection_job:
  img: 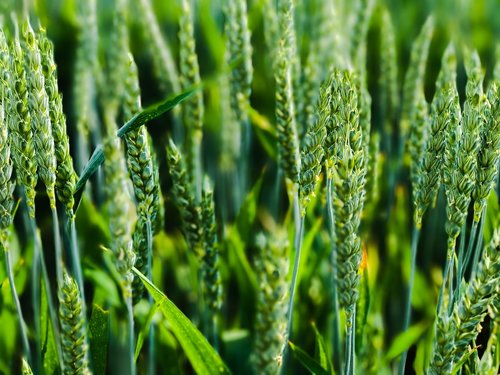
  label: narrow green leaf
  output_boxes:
[73,87,197,204]
[385,321,429,361]
[133,268,232,375]
[89,304,110,375]
[135,302,160,361]
[311,323,334,374]
[288,341,330,375]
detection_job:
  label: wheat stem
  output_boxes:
[68,215,85,301]
[398,225,421,375]
[51,206,63,289]
[145,217,155,375]
[461,220,479,281]
[2,238,32,365]
[470,212,486,281]
[345,306,356,375]
[327,176,342,374]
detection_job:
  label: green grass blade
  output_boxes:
[288,341,332,375]
[133,267,232,375]
[89,304,110,375]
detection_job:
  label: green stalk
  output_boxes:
[398,225,421,375]
[455,224,467,289]
[3,240,32,366]
[327,177,342,374]
[51,207,63,289]
[126,295,136,375]
[30,215,42,372]
[69,215,85,301]
[282,190,304,372]
[145,218,155,375]
[460,220,479,281]
[345,306,356,375]
[470,213,486,281]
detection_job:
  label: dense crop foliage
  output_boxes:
[0,0,499,374]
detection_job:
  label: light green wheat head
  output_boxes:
[58,272,90,375]
[38,29,77,215]
[253,232,289,375]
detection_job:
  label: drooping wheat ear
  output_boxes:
[379,5,399,130]
[201,177,222,316]
[275,0,301,185]
[23,21,57,209]
[413,44,457,228]
[137,0,179,95]
[330,69,366,314]
[58,272,90,375]
[430,230,500,374]
[473,82,499,222]
[166,139,204,257]
[401,16,434,144]
[7,34,37,218]
[37,29,77,215]
[299,78,327,214]
[103,136,136,296]
[253,232,289,375]
[445,49,486,246]
[179,0,203,194]
[224,0,253,126]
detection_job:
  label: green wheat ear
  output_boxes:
[430,230,500,373]
[275,0,300,186]
[37,28,77,215]
[253,232,289,375]
[413,43,457,228]
[7,33,37,218]
[58,272,90,375]
[166,139,204,257]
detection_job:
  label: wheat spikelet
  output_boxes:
[7,34,37,217]
[104,136,136,296]
[329,69,366,315]
[37,29,77,214]
[200,177,222,314]
[473,82,500,221]
[299,78,327,213]
[414,44,457,227]
[401,16,434,146]
[166,139,203,257]
[253,232,289,375]
[275,0,300,185]
[58,272,90,375]
[137,0,179,95]
[23,21,57,209]
[445,49,486,244]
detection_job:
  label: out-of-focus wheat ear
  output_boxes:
[275,0,301,186]
[262,0,279,70]
[166,139,204,257]
[445,49,485,247]
[379,5,399,135]
[494,43,500,82]
[473,82,499,222]
[23,21,56,209]
[201,177,222,345]
[299,78,327,215]
[350,0,375,71]
[136,0,179,96]
[7,34,37,218]
[253,232,289,375]
[413,44,457,228]
[401,16,434,150]
[37,29,77,215]
[73,0,100,171]
[179,0,204,197]
[223,0,253,127]
[58,272,90,375]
